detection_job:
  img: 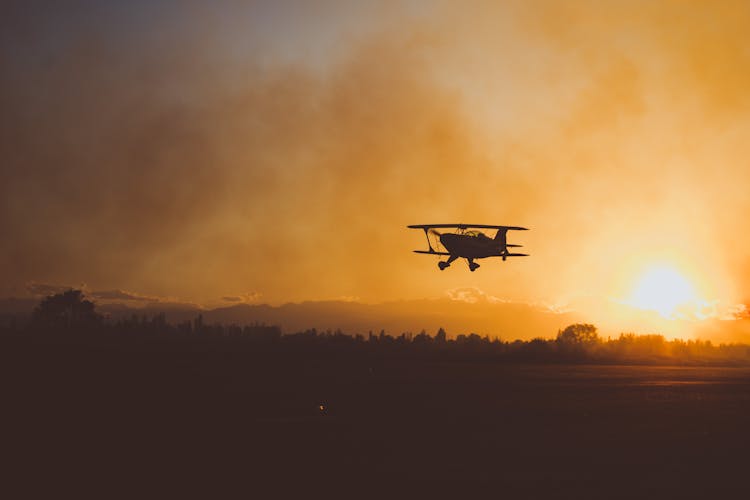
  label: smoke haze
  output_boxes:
[3,1,750,339]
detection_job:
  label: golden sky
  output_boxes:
[3,1,750,339]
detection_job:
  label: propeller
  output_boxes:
[426,228,443,252]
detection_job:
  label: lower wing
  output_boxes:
[413,250,452,256]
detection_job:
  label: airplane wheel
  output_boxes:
[470,267,476,272]
[438,262,447,270]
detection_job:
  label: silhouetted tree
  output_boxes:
[435,327,447,342]
[32,289,101,327]
[557,323,599,345]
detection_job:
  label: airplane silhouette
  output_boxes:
[408,224,528,271]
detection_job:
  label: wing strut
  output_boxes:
[422,228,434,252]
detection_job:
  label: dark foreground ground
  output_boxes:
[5,336,750,498]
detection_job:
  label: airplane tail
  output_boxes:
[493,228,508,247]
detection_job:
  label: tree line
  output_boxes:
[2,290,749,365]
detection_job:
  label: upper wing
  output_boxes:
[408,224,528,231]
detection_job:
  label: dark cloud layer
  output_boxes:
[1,5,502,302]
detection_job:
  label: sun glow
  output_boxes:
[627,266,700,319]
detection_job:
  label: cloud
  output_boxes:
[87,289,201,310]
[89,289,161,303]
[445,287,513,305]
[1,11,477,302]
[221,292,262,304]
[446,287,574,315]
[720,303,749,321]
[23,283,199,309]
[25,282,82,297]
[531,301,575,315]
[335,296,361,303]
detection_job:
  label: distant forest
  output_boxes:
[3,290,750,366]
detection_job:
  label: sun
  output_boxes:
[627,265,699,319]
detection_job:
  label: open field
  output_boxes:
[5,337,750,498]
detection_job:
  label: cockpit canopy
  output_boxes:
[465,230,491,240]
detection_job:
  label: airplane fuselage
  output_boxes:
[440,233,504,259]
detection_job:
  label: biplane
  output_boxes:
[408,224,529,271]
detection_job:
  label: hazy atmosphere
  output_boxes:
[7,4,750,497]
[4,1,750,340]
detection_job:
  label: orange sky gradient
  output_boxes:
[3,1,750,341]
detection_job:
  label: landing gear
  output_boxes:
[438,255,458,270]
[468,259,480,272]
